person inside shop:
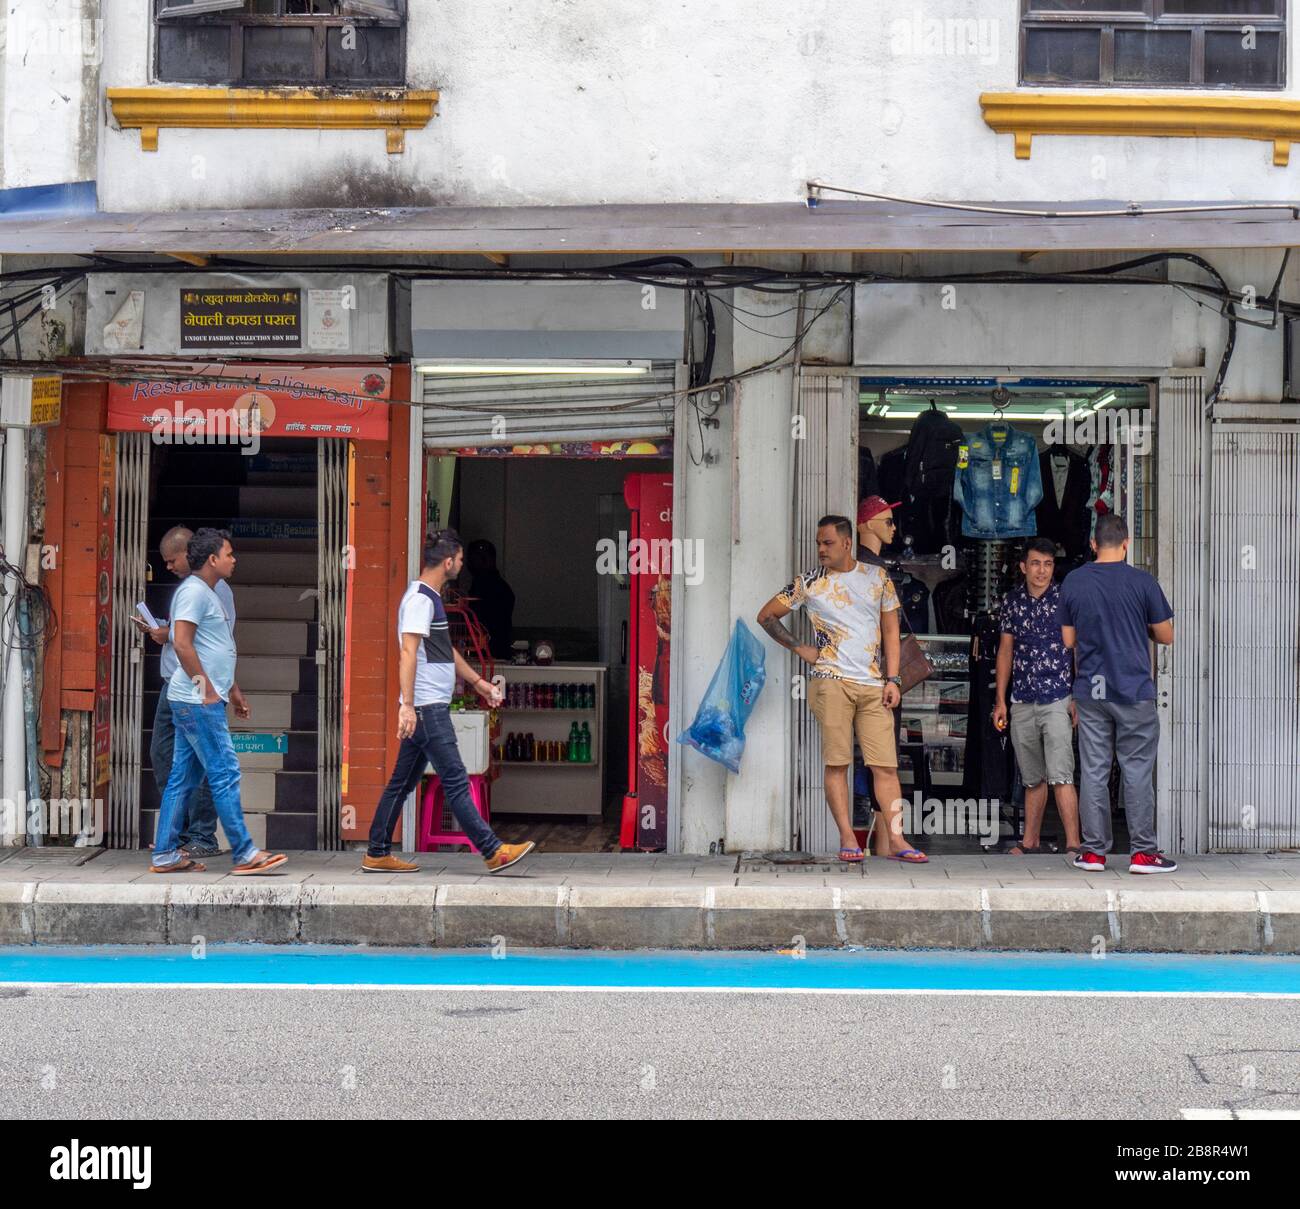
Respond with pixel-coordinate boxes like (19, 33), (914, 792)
(1059, 514), (1177, 875)
(465, 538), (516, 660)
(134, 525), (243, 860)
(363, 528), (535, 875)
(992, 538), (1083, 856)
(756, 515), (927, 864)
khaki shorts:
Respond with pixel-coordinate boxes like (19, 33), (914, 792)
(809, 676), (897, 769)
(1009, 698), (1076, 787)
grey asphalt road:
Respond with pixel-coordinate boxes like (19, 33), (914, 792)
(1, 985), (1298, 1119)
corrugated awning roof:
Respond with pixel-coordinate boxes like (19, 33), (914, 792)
(0, 199), (1296, 257)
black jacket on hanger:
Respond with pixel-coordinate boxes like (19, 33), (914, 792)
(1036, 446), (1091, 560)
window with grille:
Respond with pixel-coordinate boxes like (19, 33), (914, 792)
(1020, 1), (1286, 88)
(154, 0), (407, 88)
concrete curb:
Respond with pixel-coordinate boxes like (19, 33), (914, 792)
(1, 881), (1297, 953)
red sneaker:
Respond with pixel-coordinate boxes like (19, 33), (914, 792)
(1129, 851), (1178, 875)
(1072, 852), (1106, 871)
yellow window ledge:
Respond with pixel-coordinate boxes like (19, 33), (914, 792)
(107, 87), (439, 154)
(980, 92), (1300, 166)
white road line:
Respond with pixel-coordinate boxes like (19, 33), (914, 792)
(3, 981), (1300, 999)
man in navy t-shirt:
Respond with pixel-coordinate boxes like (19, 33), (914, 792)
(1058, 514), (1176, 874)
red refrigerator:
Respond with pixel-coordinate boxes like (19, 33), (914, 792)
(620, 472), (672, 851)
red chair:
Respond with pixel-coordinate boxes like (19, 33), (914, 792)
(417, 773), (492, 852)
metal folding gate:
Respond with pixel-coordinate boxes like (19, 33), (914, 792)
(1207, 424), (1300, 850)
(108, 433), (150, 849)
(316, 439), (349, 850)
(788, 373), (858, 853)
(1155, 373), (1206, 854)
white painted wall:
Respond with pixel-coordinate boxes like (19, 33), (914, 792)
(75, 0), (1300, 211)
(2, 0), (101, 189)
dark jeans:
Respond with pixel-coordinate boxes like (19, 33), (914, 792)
(151, 693), (218, 849)
(369, 704), (500, 858)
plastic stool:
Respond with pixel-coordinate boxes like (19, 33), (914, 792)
(417, 773), (491, 852)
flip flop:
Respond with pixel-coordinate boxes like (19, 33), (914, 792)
(1009, 843), (1053, 855)
(838, 847), (865, 863)
(150, 858), (206, 874)
(231, 852), (288, 876)
(887, 849), (929, 864)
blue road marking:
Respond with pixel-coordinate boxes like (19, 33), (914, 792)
(1, 946), (1299, 996)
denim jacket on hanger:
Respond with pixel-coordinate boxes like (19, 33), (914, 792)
(953, 423), (1043, 539)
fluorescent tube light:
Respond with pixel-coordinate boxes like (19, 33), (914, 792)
(417, 361), (650, 376)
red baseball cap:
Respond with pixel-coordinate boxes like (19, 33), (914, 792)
(857, 495), (901, 525)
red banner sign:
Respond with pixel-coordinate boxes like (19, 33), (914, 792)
(107, 364), (391, 441)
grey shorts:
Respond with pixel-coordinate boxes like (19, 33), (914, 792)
(1008, 698), (1075, 787)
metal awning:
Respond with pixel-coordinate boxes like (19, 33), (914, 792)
(0, 199), (1297, 258)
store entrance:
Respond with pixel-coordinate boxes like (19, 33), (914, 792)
(139, 439), (321, 853)
(856, 379), (1154, 855)
(429, 452), (673, 853)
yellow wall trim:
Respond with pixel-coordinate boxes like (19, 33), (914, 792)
(107, 87), (438, 154)
(981, 92), (1300, 166)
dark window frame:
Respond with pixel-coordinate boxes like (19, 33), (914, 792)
(1019, 0), (1287, 89)
(153, 0), (408, 89)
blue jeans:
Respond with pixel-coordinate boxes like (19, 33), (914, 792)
(369, 704), (500, 858)
(150, 693), (218, 849)
(153, 700), (257, 867)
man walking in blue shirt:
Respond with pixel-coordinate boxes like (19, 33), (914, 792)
(149, 528), (286, 875)
(1058, 514), (1177, 874)
(135, 525), (243, 859)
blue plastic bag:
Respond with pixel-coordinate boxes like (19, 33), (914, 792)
(676, 618), (767, 774)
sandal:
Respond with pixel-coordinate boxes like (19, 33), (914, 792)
(887, 848), (929, 864)
(150, 858), (207, 874)
(838, 847), (865, 863)
(231, 851), (288, 876)
(1008, 842), (1053, 855)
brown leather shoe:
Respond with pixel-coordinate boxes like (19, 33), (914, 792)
(361, 854), (420, 873)
(483, 841), (535, 874)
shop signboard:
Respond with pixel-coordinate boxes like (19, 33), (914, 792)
(106, 364), (391, 441)
(180, 287), (302, 349)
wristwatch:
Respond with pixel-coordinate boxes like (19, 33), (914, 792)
(886, 675), (903, 687)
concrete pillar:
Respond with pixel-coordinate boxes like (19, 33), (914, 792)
(721, 289), (800, 852)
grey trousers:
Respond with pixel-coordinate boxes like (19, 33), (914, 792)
(1075, 697), (1160, 856)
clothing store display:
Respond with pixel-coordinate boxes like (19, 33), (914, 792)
(894, 573), (931, 636)
(876, 445), (909, 555)
(953, 422), (1044, 540)
(901, 404), (965, 554)
(961, 611), (1015, 802)
(1036, 446), (1091, 559)
(966, 539), (1016, 617)
(932, 572), (969, 634)
(858, 444), (879, 500)
(1086, 444), (1114, 540)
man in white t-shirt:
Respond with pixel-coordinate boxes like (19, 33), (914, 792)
(757, 513), (926, 865)
(363, 528), (535, 874)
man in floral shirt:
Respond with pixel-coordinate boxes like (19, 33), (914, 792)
(992, 538), (1082, 855)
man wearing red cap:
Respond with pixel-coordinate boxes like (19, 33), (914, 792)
(756, 506), (927, 864)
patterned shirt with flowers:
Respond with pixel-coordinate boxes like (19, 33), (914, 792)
(999, 582), (1073, 704)
(777, 562), (900, 686)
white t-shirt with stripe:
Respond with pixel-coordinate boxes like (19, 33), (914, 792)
(397, 580), (456, 706)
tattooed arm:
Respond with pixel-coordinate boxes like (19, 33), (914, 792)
(757, 595), (819, 665)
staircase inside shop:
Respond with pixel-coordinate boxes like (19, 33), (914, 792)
(140, 440), (320, 853)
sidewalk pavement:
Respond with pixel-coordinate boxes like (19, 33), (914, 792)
(1, 848), (1298, 953)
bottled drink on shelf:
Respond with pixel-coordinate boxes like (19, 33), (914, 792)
(567, 721), (580, 762)
(580, 721), (591, 763)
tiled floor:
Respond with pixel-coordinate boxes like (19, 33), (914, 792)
(0, 847), (1296, 891)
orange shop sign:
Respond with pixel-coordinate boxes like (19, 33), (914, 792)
(107, 364), (391, 441)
